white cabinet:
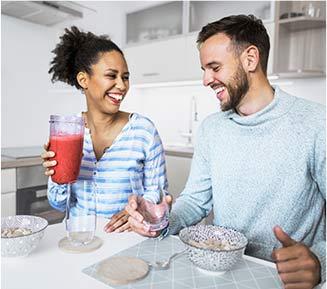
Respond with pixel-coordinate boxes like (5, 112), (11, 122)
(274, 1), (326, 77)
(165, 155), (192, 202)
(1, 168), (16, 217)
(265, 22), (275, 75)
(124, 37), (187, 84)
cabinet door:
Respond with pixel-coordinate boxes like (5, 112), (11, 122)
(185, 33), (203, 80)
(1, 192), (16, 217)
(1, 168), (16, 193)
(124, 37), (187, 84)
(165, 155), (192, 202)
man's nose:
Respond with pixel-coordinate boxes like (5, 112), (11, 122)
(203, 70), (214, 87)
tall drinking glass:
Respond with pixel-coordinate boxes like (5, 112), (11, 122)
(130, 169), (169, 232)
(49, 115), (84, 184)
(66, 180), (96, 246)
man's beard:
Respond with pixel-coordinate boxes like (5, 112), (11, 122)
(221, 63), (249, 112)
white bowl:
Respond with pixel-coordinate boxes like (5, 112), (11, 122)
(179, 224), (248, 273)
(1, 215), (48, 257)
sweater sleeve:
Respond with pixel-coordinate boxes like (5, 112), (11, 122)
(142, 125), (167, 204)
(311, 127), (326, 283)
(47, 177), (68, 212)
(169, 121), (213, 235)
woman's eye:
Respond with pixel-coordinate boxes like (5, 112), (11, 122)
(106, 74), (116, 79)
(123, 76), (130, 81)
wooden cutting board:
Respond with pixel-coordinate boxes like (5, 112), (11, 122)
(96, 256), (149, 285)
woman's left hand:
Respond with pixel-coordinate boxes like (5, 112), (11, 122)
(104, 209), (131, 233)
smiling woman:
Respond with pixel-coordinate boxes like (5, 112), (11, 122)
(41, 26), (168, 234)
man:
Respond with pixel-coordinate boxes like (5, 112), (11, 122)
(126, 15), (326, 289)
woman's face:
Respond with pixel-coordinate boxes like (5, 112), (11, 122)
(84, 50), (130, 114)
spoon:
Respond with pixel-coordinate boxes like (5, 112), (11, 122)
(153, 249), (187, 270)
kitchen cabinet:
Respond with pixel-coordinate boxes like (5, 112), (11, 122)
(124, 37), (188, 84)
(189, 1), (274, 32)
(165, 154), (192, 202)
(1, 168), (16, 217)
(273, 1), (326, 77)
(126, 1), (183, 45)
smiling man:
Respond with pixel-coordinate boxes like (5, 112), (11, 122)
(127, 15), (326, 289)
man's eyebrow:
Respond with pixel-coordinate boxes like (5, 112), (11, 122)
(201, 61), (221, 71)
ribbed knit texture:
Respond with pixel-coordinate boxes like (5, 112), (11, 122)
(169, 86), (326, 282)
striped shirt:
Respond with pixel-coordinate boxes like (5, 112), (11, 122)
(47, 113), (168, 218)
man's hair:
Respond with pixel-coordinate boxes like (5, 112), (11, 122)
(197, 15), (270, 75)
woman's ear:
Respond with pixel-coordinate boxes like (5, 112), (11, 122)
(240, 45), (260, 73)
(76, 72), (88, 89)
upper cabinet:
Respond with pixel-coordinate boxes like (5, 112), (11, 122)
(126, 1), (183, 45)
(124, 1), (325, 84)
(189, 1), (274, 33)
(274, 1), (326, 77)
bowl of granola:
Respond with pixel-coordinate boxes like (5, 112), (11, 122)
(1, 215), (48, 257)
(179, 224), (248, 274)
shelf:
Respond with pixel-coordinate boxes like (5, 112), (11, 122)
(279, 16), (326, 31)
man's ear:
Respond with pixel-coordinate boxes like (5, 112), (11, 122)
(76, 71), (88, 89)
(240, 45), (260, 73)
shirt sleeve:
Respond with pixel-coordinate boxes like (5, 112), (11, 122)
(168, 121), (213, 235)
(47, 177), (68, 212)
(142, 125), (167, 204)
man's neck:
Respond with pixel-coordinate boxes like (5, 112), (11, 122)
(236, 75), (274, 116)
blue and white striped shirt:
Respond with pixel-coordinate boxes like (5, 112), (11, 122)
(47, 113), (168, 218)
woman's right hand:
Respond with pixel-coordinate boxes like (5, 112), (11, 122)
(41, 142), (56, 176)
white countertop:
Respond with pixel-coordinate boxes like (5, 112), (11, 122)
(2, 218), (325, 289)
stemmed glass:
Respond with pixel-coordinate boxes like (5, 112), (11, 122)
(129, 168), (169, 232)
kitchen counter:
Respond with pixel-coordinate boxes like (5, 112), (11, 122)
(1, 146), (43, 169)
(164, 145), (194, 158)
(4, 218), (323, 289)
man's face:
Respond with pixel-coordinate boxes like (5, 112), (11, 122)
(199, 33), (249, 111)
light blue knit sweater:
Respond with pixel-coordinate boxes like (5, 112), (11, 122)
(169, 86), (326, 281)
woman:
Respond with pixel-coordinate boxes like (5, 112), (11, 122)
(41, 26), (167, 233)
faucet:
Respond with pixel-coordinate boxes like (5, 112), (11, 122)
(180, 96), (198, 146)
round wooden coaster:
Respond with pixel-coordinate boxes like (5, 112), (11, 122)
(97, 256), (149, 285)
(58, 236), (103, 253)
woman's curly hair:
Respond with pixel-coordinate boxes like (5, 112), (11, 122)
(48, 26), (124, 89)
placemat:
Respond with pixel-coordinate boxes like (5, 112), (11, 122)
(82, 236), (319, 289)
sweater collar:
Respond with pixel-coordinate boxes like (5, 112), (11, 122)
(223, 86), (297, 126)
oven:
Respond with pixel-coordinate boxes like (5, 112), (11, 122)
(16, 165), (65, 225)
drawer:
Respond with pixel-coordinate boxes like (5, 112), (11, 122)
(1, 168), (16, 193)
(1, 192), (16, 217)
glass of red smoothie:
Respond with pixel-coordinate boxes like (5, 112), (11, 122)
(49, 115), (84, 184)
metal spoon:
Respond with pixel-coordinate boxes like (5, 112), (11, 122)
(153, 249), (187, 270)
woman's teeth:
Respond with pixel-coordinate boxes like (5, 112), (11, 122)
(107, 93), (123, 101)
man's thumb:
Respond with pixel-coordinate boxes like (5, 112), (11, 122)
(273, 225), (297, 247)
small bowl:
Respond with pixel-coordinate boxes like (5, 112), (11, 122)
(179, 224), (248, 273)
(1, 215), (48, 257)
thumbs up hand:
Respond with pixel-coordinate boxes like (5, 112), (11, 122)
(272, 226), (321, 289)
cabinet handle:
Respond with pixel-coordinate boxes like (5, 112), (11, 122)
(142, 72), (159, 77)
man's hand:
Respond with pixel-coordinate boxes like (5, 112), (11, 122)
(104, 209), (131, 233)
(125, 194), (173, 237)
(272, 226), (321, 289)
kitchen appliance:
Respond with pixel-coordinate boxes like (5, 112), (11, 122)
(2, 146), (65, 225)
(16, 165), (65, 225)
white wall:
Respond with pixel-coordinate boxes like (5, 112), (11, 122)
(2, 2), (326, 148)
(121, 77), (326, 146)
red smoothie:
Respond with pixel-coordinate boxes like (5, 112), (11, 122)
(49, 134), (84, 184)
